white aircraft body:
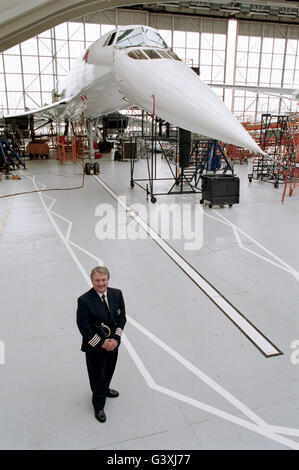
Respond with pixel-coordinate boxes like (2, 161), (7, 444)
(5, 25), (264, 155)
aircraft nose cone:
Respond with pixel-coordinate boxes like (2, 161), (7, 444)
(115, 51), (263, 155)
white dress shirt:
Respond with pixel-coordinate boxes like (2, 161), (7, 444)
(98, 291), (110, 310)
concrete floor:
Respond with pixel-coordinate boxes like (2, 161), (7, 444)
(0, 152), (299, 449)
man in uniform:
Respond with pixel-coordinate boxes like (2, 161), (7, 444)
(76, 266), (126, 423)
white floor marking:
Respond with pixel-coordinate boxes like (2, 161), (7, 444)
(94, 175), (281, 357)
(21, 172), (103, 275)
(269, 425), (299, 437)
(127, 317), (266, 427)
(23, 171), (299, 448)
(232, 227), (293, 274)
(40, 193), (100, 262)
(43, 194), (57, 212)
(209, 210), (299, 282)
(124, 336), (299, 449)
(127, 317), (299, 440)
(68, 240), (103, 263)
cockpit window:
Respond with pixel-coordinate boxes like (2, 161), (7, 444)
(143, 50), (163, 59)
(127, 48), (182, 61)
(103, 33), (114, 47)
(167, 50), (181, 61)
(157, 50), (171, 59)
(128, 50), (148, 59)
(115, 27), (169, 49)
(116, 28), (144, 48)
(107, 32), (116, 46)
(144, 29), (168, 49)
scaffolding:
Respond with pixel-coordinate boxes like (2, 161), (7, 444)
(0, 137), (25, 174)
(71, 120), (87, 157)
(292, 133), (299, 194)
(0, 124), (28, 160)
(248, 114), (297, 197)
(129, 113), (204, 202)
(222, 143), (251, 164)
(56, 136), (77, 163)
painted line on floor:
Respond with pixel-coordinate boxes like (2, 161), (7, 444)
(93, 175), (282, 358)
(30, 180), (103, 264)
(25, 171), (299, 448)
(0, 197), (14, 236)
(127, 317), (267, 427)
(21, 172), (103, 279)
(211, 210), (299, 282)
(124, 328), (299, 440)
(124, 336), (299, 449)
(204, 211), (295, 275)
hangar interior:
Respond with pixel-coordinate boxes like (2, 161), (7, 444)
(0, 0), (299, 451)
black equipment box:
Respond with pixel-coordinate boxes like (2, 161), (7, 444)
(200, 174), (240, 208)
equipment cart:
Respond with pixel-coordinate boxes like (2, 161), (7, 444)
(200, 174), (240, 208)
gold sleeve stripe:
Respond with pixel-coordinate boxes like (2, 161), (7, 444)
(88, 334), (101, 347)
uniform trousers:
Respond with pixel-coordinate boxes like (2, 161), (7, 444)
(85, 348), (118, 411)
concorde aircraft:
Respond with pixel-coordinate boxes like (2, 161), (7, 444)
(4, 25), (265, 164)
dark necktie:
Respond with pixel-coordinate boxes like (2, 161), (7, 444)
(101, 294), (110, 316)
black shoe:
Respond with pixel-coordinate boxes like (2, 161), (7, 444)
(107, 389), (119, 398)
(95, 409), (106, 423)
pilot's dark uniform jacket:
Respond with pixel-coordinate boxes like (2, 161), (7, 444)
(76, 286), (126, 411)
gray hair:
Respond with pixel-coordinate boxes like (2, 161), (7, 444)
(90, 266), (110, 280)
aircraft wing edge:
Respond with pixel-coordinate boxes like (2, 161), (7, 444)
(3, 99), (68, 120)
(207, 83), (296, 100)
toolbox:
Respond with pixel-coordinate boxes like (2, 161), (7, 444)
(200, 174), (240, 208)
